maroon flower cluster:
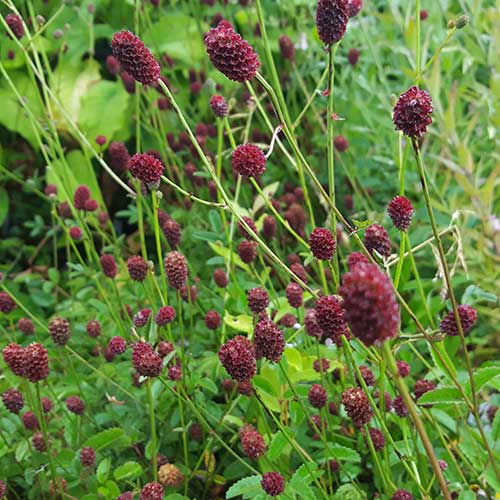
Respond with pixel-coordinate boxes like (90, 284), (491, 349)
(80, 447), (96, 467)
(139, 482), (164, 500)
(213, 268), (228, 288)
(209, 95), (228, 117)
(309, 227), (336, 260)
(129, 153), (164, 188)
(109, 336), (127, 355)
(108, 141), (130, 172)
(100, 254), (118, 278)
(440, 304), (477, 336)
(164, 251), (188, 289)
(218, 336), (256, 381)
(155, 305), (176, 326)
(247, 287), (269, 313)
(5, 13), (24, 39)
(347, 0), (363, 17)
(48, 317), (71, 346)
(86, 320), (101, 338)
(314, 295), (348, 343)
(205, 310), (221, 330)
(393, 86), (433, 138)
(2, 388), (24, 414)
(392, 490), (413, 500)
(316, 0), (349, 45)
(254, 319), (285, 363)
(261, 472), (285, 497)
(0, 292), (16, 314)
(340, 263), (399, 346)
(204, 21), (260, 82)
(111, 31), (160, 86)
(308, 384), (327, 408)
(66, 395), (85, 415)
(74, 185), (90, 210)
(279, 35), (295, 61)
(286, 282), (303, 308)
(127, 255), (148, 282)
(232, 144), (266, 177)
(387, 195), (414, 231)
(239, 424), (266, 459)
(342, 387), (373, 426)
(132, 342), (163, 377)
(364, 224), (391, 258)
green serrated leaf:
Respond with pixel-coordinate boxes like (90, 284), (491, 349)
(464, 366), (500, 398)
(224, 313), (253, 334)
(97, 457), (111, 484)
(417, 387), (463, 405)
(225, 475), (262, 499)
(83, 427), (130, 452)
(113, 461), (143, 482)
(326, 444), (361, 462)
(268, 431), (289, 460)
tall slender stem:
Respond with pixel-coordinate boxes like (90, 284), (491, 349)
(147, 379), (158, 481)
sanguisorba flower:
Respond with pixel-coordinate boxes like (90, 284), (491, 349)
(440, 304), (477, 336)
(387, 195), (414, 231)
(316, 0), (349, 46)
(339, 263), (399, 346)
(232, 144), (266, 177)
(218, 336), (256, 381)
(111, 31), (160, 86)
(204, 21), (260, 82)
(129, 153), (164, 189)
(393, 86), (433, 138)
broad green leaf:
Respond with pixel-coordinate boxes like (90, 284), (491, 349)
(209, 242), (250, 271)
(113, 461), (143, 482)
(83, 427), (130, 451)
(268, 431), (289, 460)
(417, 387), (463, 405)
(326, 444), (361, 462)
(430, 341), (457, 379)
(464, 366), (500, 398)
(225, 475), (262, 499)
(224, 313), (253, 334)
(492, 405), (500, 442)
(97, 457), (111, 484)
(332, 484), (363, 500)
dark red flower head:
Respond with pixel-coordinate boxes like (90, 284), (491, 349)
(133, 308), (152, 328)
(239, 424), (266, 459)
(286, 282), (303, 308)
(5, 13), (24, 39)
(218, 336), (256, 381)
(74, 184), (90, 210)
(2, 388), (24, 414)
(253, 319), (285, 363)
(139, 482), (164, 500)
(100, 254), (118, 278)
(304, 309), (322, 338)
(316, 0), (349, 45)
(238, 240), (257, 264)
(132, 342), (163, 377)
(127, 255), (148, 282)
(205, 310), (221, 330)
(86, 320), (101, 338)
(334, 135), (349, 152)
(66, 395), (85, 415)
(2, 343), (25, 376)
(111, 31), (160, 86)
(393, 395), (408, 417)
(204, 21), (260, 82)
(366, 427), (385, 451)
(364, 224), (391, 258)
(247, 287), (269, 314)
(0, 292), (16, 314)
(393, 86), (433, 138)
(129, 153), (164, 189)
(413, 379), (436, 401)
(209, 95), (228, 117)
(279, 35), (295, 60)
(440, 304), (477, 336)
(342, 387), (372, 426)
(308, 384), (327, 408)
(388, 196), (414, 231)
(309, 227), (336, 260)
(346, 251), (369, 270)
(232, 144), (266, 177)
(108, 141), (130, 172)
(213, 268), (228, 288)
(347, 0), (363, 17)
(261, 472), (285, 497)
(48, 317), (71, 346)
(162, 218), (181, 247)
(263, 215), (277, 241)
(314, 295), (348, 342)
(80, 447), (96, 467)
(155, 305), (176, 326)
(340, 263), (399, 346)
(109, 336), (127, 355)
(164, 251), (188, 289)
(392, 489), (413, 500)
(238, 216), (258, 240)
(348, 48), (360, 66)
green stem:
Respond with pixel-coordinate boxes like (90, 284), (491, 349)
(147, 379), (158, 481)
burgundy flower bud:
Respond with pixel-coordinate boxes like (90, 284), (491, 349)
(95, 135), (106, 146)
(365, 427), (385, 451)
(32, 431), (47, 452)
(393, 86), (433, 138)
(58, 201), (72, 219)
(286, 282), (303, 308)
(239, 424), (266, 459)
(316, 0), (349, 45)
(180, 284), (197, 303)
(157, 341), (174, 358)
(139, 482), (164, 500)
(164, 251), (188, 289)
(309, 227), (336, 260)
(347, 0), (362, 17)
(100, 254), (118, 278)
(304, 309), (322, 338)
(109, 336), (127, 355)
(108, 141), (130, 172)
(132, 342), (163, 377)
(254, 319), (285, 363)
(84, 199), (98, 212)
(374, 390), (393, 411)
(440, 305), (477, 336)
(396, 360), (410, 377)
(17, 318), (34, 335)
(291, 263), (308, 283)
(162, 218), (181, 247)
(205, 310), (221, 330)
(247, 287), (269, 314)
(348, 47), (360, 65)
(127, 255), (148, 282)
(364, 224), (391, 258)
(210, 95), (228, 117)
(308, 384), (327, 408)
(262, 215), (277, 241)
(41, 397), (52, 413)
(66, 395), (85, 415)
(342, 387), (372, 427)
(5, 13), (24, 39)
(238, 216), (258, 240)
(204, 21), (260, 82)
(133, 308), (152, 328)
(155, 305), (176, 326)
(313, 358), (330, 373)
(392, 490), (413, 500)
(120, 71), (136, 93)
(80, 447), (96, 467)
(106, 55), (120, 75)
(48, 317), (71, 346)
(392, 395), (408, 417)
(279, 35), (295, 60)
(340, 263), (399, 346)
(261, 472), (285, 497)
(346, 251), (369, 270)
(22, 411), (39, 430)
(213, 268), (228, 288)
(237, 240), (257, 264)
(232, 144), (266, 178)
(314, 295), (348, 342)
(3, 343), (26, 376)
(334, 135), (349, 152)
(2, 388), (24, 414)
(129, 153), (164, 189)
(218, 336), (256, 381)
(86, 319), (101, 338)
(168, 364), (182, 381)
(111, 31), (160, 86)
(388, 196), (414, 231)
(413, 379), (436, 401)
(74, 184), (90, 210)
(69, 226), (83, 241)
(44, 184), (57, 196)
(357, 365), (375, 386)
